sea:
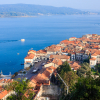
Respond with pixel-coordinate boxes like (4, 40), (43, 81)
(0, 15), (100, 75)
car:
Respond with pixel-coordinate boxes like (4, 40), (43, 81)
(34, 60), (38, 63)
(18, 73), (22, 76)
(32, 69), (38, 73)
(38, 59), (41, 62)
(42, 63), (45, 66)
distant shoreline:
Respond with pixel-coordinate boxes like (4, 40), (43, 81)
(0, 14), (100, 18)
(0, 16), (37, 18)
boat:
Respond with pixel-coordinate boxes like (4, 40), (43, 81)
(17, 53), (19, 55)
(21, 39), (25, 42)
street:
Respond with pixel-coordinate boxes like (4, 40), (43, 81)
(14, 60), (47, 80)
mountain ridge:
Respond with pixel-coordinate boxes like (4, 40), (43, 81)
(0, 4), (99, 17)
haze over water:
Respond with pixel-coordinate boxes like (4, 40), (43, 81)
(0, 15), (100, 75)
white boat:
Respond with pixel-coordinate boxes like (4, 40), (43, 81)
(21, 39), (25, 42)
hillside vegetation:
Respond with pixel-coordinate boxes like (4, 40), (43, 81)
(0, 4), (91, 17)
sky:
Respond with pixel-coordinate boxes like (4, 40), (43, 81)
(0, 0), (100, 11)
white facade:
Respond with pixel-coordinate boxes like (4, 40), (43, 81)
(90, 60), (96, 68)
(71, 54), (75, 61)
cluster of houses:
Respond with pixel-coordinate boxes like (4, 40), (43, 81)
(1, 34), (100, 99)
(0, 79), (16, 100)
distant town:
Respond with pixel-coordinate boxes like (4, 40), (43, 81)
(0, 34), (100, 100)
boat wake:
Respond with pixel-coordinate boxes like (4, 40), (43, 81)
(0, 40), (19, 43)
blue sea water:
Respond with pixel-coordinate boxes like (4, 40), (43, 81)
(0, 15), (100, 75)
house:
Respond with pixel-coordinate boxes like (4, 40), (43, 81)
(50, 54), (70, 62)
(89, 52), (98, 68)
(44, 58), (62, 68)
(71, 52), (75, 61)
(60, 40), (74, 44)
(90, 57), (96, 68)
(68, 61), (81, 71)
(0, 79), (13, 87)
(0, 86), (16, 100)
(28, 50), (36, 55)
(82, 34), (92, 38)
(47, 48), (60, 55)
(69, 37), (77, 41)
(24, 53), (36, 68)
(36, 50), (47, 60)
(29, 66), (56, 88)
(76, 51), (89, 61)
(34, 85), (61, 100)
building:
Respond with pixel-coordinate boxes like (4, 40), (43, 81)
(50, 54), (70, 62)
(69, 37), (77, 41)
(34, 85), (61, 100)
(0, 79), (13, 87)
(44, 58), (62, 68)
(68, 61), (81, 71)
(24, 53), (36, 68)
(0, 86), (16, 100)
(36, 50), (47, 60)
(71, 53), (75, 61)
(29, 66), (56, 88)
(28, 50), (36, 55)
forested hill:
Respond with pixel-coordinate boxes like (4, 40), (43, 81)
(0, 4), (97, 17)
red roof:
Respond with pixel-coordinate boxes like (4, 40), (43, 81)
(24, 53), (35, 59)
(52, 58), (62, 65)
(60, 40), (74, 44)
(90, 57), (96, 60)
(0, 90), (10, 99)
(30, 66), (56, 85)
(50, 54), (70, 60)
(91, 53), (98, 56)
(71, 37), (76, 38)
(37, 50), (47, 54)
(28, 50), (36, 53)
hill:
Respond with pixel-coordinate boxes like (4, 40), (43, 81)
(0, 4), (96, 17)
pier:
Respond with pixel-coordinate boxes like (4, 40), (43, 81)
(0, 71), (12, 79)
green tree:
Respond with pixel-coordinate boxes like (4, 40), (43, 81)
(57, 61), (71, 77)
(63, 71), (79, 87)
(95, 70), (99, 75)
(77, 62), (91, 77)
(94, 64), (100, 73)
(66, 76), (100, 100)
(6, 94), (17, 100)
(6, 78), (35, 100)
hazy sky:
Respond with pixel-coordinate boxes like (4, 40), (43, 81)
(0, 0), (100, 11)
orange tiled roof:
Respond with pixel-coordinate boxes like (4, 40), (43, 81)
(52, 58), (62, 65)
(60, 40), (73, 44)
(90, 57), (96, 60)
(28, 50), (36, 53)
(30, 66), (56, 85)
(70, 37), (76, 38)
(69, 61), (81, 71)
(24, 53), (35, 59)
(91, 53), (98, 56)
(0, 79), (13, 84)
(37, 50), (47, 54)
(0, 90), (10, 99)
(50, 54), (70, 60)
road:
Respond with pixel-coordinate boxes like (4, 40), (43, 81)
(14, 60), (47, 80)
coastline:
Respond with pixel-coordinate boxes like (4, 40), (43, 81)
(0, 14), (100, 18)
(0, 15), (37, 18)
